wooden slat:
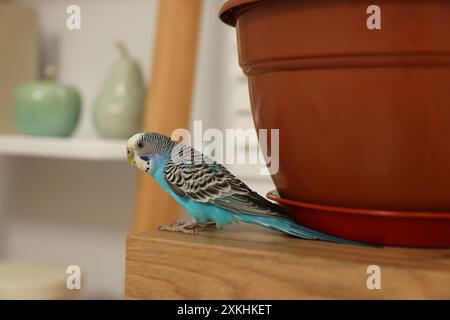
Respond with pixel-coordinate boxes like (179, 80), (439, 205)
(133, 0), (202, 232)
(0, 3), (38, 133)
(125, 225), (450, 299)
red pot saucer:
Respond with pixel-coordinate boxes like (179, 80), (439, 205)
(267, 190), (450, 248)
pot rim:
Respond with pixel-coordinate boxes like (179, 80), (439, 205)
(267, 190), (450, 220)
(219, 0), (263, 26)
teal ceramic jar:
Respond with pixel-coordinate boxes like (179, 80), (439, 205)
(14, 68), (81, 137)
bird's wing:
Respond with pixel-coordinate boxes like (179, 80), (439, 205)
(163, 145), (289, 218)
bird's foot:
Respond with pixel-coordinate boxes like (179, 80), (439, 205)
(158, 221), (219, 234)
(201, 222), (218, 231)
(158, 222), (199, 234)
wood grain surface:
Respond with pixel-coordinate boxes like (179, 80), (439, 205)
(125, 224), (450, 299)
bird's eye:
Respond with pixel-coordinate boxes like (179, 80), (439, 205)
(137, 142), (144, 148)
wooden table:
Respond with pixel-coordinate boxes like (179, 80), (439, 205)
(125, 225), (450, 299)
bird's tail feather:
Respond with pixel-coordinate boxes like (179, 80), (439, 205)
(235, 213), (367, 246)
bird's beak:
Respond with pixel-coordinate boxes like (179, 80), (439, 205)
(127, 149), (134, 166)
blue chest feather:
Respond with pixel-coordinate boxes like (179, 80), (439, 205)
(149, 157), (237, 225)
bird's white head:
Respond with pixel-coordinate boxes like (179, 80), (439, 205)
(126, 132), (150, 172)
(126, 132), (176, 174)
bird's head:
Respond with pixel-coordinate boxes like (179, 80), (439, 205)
(126, 132), (176, 174)
(126, 133), (145, 168)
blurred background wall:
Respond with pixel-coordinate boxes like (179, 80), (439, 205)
(0, 0), (273, 298)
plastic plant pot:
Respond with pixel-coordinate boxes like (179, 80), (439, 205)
(220, 0), (450, 212)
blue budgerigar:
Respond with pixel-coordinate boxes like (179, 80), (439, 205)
(126, 132), (361, 245)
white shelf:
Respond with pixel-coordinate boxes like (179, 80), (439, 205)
(0, 135), (127, 161)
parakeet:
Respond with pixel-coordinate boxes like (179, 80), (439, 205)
(126, 131), (362, 245)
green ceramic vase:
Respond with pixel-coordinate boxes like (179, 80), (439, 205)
(93, 42), (145, 139)
(14, 67), (81, 137)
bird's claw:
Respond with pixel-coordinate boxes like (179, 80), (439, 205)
(158, 221), (219, 234)
(158, 222), (199, 234)
(203, 222), (219, 230)
(167, 221), (185, 228)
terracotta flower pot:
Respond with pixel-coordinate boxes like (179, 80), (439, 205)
(220, 0), (450, 212)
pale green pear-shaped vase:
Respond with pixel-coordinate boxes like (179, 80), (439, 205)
(93, 42), (145, 139)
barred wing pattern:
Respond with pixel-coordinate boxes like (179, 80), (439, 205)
(163, 145), (289, 218)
